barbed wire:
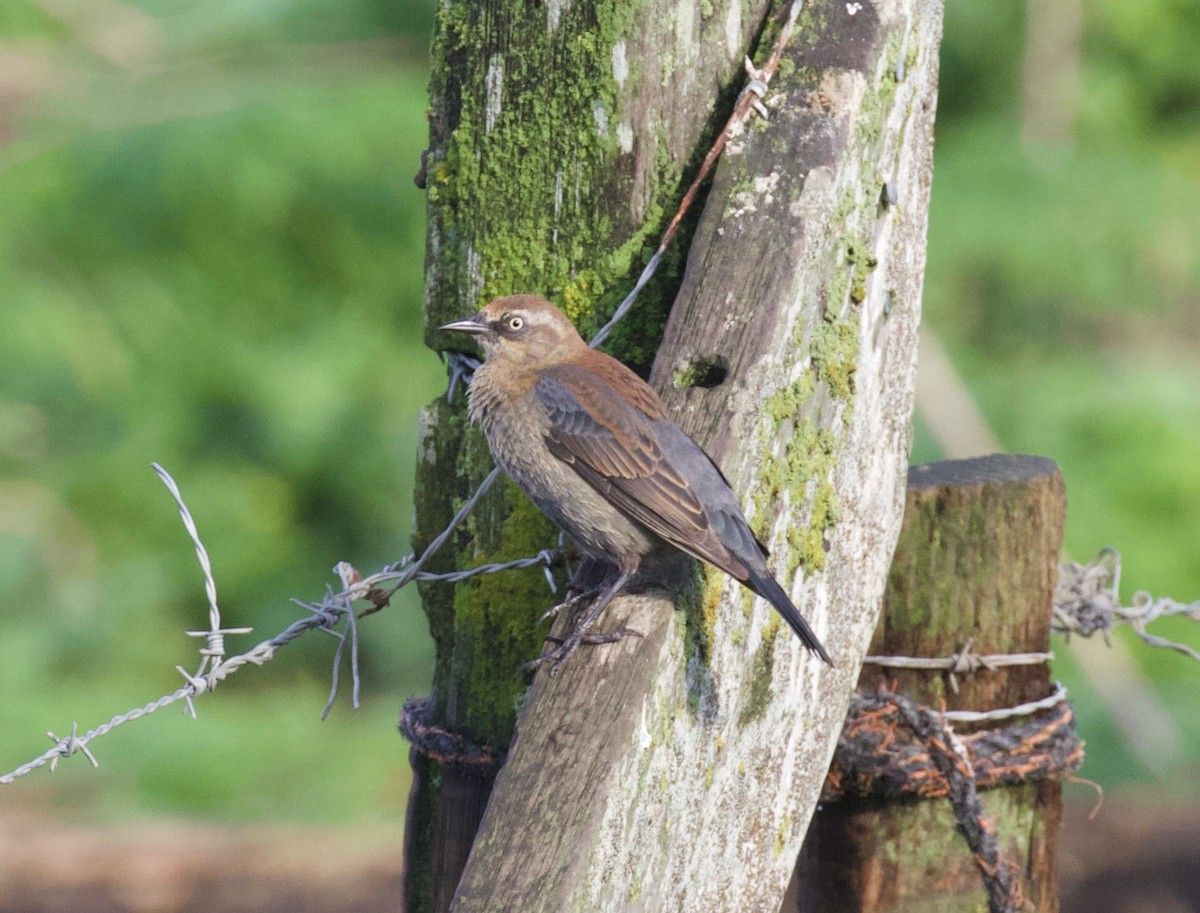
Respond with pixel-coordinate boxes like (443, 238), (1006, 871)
(2, 3), (798, 784)
(1054, 547), (1200, 661)
(152, 462), (254, 689)
(864, 638), (1055, 694)
(859, 550), (1198, 699)
(10, 506), (1183, 786)
(851, 550), (1198, 732)
(7, 0), (1194, 797)
(1, 0), (807, 788)
(415, 0), (806, 616)
(939, 681), (1069, 724)
(0, 466), (566, 786)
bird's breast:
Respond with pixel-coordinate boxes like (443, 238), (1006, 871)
(467, 364), (654, 563)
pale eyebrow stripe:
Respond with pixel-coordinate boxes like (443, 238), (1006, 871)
(523, 309), (554, 326)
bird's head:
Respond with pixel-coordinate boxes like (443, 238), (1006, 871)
(441, 295), (587, 367)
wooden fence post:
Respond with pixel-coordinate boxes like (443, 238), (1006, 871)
(445, 2), (942, 910)
(793, 453), (1069, 912)
(406, 1), (788, 908)
(407, 0), (943, 909)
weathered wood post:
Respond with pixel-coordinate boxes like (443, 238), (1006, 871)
(406, 2), (790, 908)
(793, 454), (1070, 912)
(406, 0), (943, 910)
(441, 2), (942, 911)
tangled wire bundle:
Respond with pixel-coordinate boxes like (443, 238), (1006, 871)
(824, 691), (1084, 803)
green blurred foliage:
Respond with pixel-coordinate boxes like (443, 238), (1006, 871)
(0, 0), (441, 820)
(926, 1), (1200, 788)
(0, 0), (1196, 821)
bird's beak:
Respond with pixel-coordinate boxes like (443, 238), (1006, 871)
(440, 312), (490, 335)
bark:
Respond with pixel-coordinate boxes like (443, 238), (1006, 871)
(443, 1), (944, 910)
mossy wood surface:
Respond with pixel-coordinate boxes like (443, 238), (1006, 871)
(449, 1), (943, 910)
(795, 454), (1067, 913)
(409, 1), (779, 910)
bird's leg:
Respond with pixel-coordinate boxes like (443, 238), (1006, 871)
(523, 570), (640, 673)
(538, 587), (593, 622)
(566, 554), (616, 599)
(539, 555), (618, 621)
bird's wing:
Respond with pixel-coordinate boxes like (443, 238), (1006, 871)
(536, 362), (832, 663)
(534, 363), (752, 579)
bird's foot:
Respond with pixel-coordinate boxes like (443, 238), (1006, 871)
(521, 627), (642, 675)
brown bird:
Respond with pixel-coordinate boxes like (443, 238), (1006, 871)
(441, 294), (831, 668)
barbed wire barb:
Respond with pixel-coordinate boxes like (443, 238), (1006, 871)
(1054, 549), (1200, 660)
(46, 724), (98, 773)
(864, 640), (1056, 694)
(588, 0), (801, 350)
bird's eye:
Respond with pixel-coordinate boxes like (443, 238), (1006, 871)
(507, 315), (524, 331)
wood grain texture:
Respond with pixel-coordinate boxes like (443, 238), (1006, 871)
(410, 3), (777, 908)
(795, 454), (1067, 913)
(451, 1), (943, 910)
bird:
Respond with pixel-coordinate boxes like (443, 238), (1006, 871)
(440, 294), (832, 669)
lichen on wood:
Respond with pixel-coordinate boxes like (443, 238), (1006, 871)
(449, 0), (943, 910)
(796, 454), (1067, 913)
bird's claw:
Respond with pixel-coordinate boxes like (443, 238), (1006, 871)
(521, 627), (642, 675)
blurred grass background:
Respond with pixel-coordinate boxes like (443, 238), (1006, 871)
(0, 0), (1196, 829)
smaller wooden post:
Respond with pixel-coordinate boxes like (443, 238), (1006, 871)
(792, 454), (1068, 913)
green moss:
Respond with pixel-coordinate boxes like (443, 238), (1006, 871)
(846, 245), (878, 305)
(696, 568), (723, 653)
(853, 787), (1043, 902)
(673, 354), (729, 389)
(737, 618), (780, 727)
(851, 26), (904, 148)
(736, 0), (905, 592)
(450, 481), (559, 749)
(420, 0), (724, 756)
(753, 395), (841, 578)
(401, 754), (439, 913)
(426, 0), (685, 361)
(752, 6), (787, 63)
(655, 693), (678, 744)
(628, 873), (644, 904)
(773, 812), (793, 857)
(765, 370), (816, 423)
(797, 3), (829, 39)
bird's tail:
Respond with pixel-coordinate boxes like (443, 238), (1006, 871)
(746, 570), (832, 666)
